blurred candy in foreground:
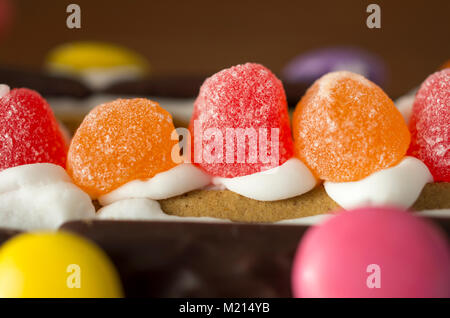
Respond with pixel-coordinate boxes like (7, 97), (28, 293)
(292, 206), (450, 298)
(0, 232), (123, 297)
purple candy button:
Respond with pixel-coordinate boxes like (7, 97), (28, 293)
(282, 47), (387, 87)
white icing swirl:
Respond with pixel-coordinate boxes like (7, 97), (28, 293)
(395, 93), (416, 124)
(0, 84), (10, 98)
(97, 198), (229, 222)
(48, 66), (145, 90)
(276, 214), (332, 225)
(98, 163), (211, 206)
(213, 158), (317, 201)
(0, 163), (95, 230)
(324, 156), (433, 210)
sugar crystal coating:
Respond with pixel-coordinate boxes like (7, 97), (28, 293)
(189, 63), (294, 178)
(293, 71), (410, 182)
(0, 88), (67, 171)
(67, 98), (179, 198)
(408, 69), (450, 182)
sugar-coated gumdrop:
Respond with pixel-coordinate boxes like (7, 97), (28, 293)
(292, 206), (450, 298)
(67, 98), (179, 198)
(293, 71), (410, 182)
(189, 63), (294, 178)
(408, 69), (450, 182)
(0, 87), (67, 171)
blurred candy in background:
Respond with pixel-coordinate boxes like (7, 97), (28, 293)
(441, 60), (450, 70)
(0, 0), (13, 41)
(45, 41), (150, 90)
(282, 47), (387, 88)
(0, 0), (448, 99)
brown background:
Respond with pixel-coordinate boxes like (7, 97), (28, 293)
(0, 0), (449, 97)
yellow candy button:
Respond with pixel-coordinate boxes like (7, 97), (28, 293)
(0, 232), (123, 298)
(46, 41), (149, 73)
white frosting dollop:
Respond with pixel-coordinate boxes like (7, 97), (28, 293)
(276, 208), (450, 227)
(0, 163), (95, 230)
(97, 201), (450, 225)
(276, 214), (332, 225)
(98, 163), (211, 206)
(79, 67), (144, 90)
(0, 84), (10, 98)
(324, 156), (433, 210)
(416, 209), (450, 218)
(276, 209), (450, 226)
(395, 93), (416, 124)
(213, 158), (317, 201)
(49, 66), (145, 90)
(97, 198), (229, 222)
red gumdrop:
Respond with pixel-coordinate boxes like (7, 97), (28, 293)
(0, 88), (67, 171)
(189, 63), (294, 178)
(408, 69), (450, 182)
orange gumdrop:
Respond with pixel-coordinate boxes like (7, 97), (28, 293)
(293, 71), (410, 182)
(67, 98), (179, 198)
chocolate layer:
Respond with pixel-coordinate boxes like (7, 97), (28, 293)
(0, 228), (21, 245)
(283, 82), (310, 107)
(102, 75), (206, 99)
(1, 68), (308, 108)
(105, 76), (308, 107)
(0, 67), (91, 99)
(60, 220), (308, 297)
(0, 217), (448, 297)
(60, 218), (450, 297)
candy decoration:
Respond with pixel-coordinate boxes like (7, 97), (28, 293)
(408, 69), (450, 182)
(282, 47), (387, 87)
(293, 71), (410, 182)
(46, 42), (150, 90)
(440, 60), (450, 70)
(0, 87), (67, 171)
(0, 232), (123, 297)
(67, 98), (179, 198)
(189, 63), (294, 178)
(292, 206), (450, 298)
(46, 41), (149, 74)
(0, 0), (12, 41)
